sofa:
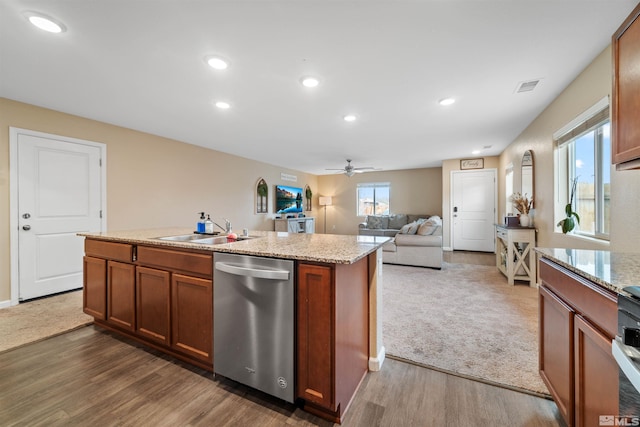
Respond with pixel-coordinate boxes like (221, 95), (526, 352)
(359, 214), (443, 269)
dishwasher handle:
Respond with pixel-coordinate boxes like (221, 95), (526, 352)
(215, 261), (290, 281)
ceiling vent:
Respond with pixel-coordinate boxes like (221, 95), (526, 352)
(515, 79), (541, 93)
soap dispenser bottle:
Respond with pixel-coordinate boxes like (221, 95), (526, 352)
(197, 212), (206, 233)
(205, 214), (214, 234)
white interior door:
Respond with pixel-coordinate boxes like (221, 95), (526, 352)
(452, 169), (496, 252)
(12, 129), (105, 301)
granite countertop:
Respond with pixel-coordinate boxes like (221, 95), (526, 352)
(79, 228), (390, 265)
(536, 247), (640, 295)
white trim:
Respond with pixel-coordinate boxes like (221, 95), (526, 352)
(369, 345), (386, 371)
(552, 96), (609, 140)
(0, 300), (11, 309)
(9, 127), (107, 305)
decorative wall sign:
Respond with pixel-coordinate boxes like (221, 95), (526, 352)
(460, 158), (484, 170)
(281, 173), (297, 182)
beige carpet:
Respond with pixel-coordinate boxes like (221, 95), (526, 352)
(383, 262), (549, 396)
(0, 290), (93, 353)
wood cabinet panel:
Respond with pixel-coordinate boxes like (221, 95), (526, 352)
(539, 259), (617, 339)
(171, 274), (213, 363)
(107, 261), (136, 331)
(539, 285), (575, 427)
(574, 315), (619, 427)
(85, 239), (133, 262)
(136, 266), (171, 346)
(137, 246), (212, 278)
(83, 256), (106, 320)
(613, 2), (640, 169)
(297, 263), (335, 410)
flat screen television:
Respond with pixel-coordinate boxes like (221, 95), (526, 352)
(275, 185), (304, 214)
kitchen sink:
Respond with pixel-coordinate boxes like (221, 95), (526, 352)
(155, 234), (212, 242)
(191, 236), (229, 245)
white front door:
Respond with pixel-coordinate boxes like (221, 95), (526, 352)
(11, 128), (106, 301)
(451, 169), (496, 252)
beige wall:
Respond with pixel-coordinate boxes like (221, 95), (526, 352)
(441, 157), (500, 249)
(317, 168), (443, 235)
(499, 45), (640, 252)
(0, 98), (318, 302)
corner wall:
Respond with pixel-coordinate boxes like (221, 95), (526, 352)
(0, 98), (318, 302)
(499, 45), (640, 252)
(317, 167), (443, 235)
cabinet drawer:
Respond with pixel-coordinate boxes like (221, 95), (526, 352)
(496, 228), (507, 240)
(137, 245), (212, 278)
(85, 239), (133, 262)
(539, 258), (616, 339)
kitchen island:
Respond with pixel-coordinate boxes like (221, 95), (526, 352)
(535, 248), (640, 427)
(79, 228), (389, 423)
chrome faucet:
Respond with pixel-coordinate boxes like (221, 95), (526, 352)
(212, 218), (232, 234)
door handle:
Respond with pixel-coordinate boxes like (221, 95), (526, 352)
(23, 225), (31, 231)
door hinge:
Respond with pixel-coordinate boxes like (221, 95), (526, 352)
(99, 210), (102, 218)
(99, 158), (102, 167)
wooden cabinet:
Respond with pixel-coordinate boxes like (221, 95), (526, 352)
(613, 3), (640, 170)
(539, 285), (574, 425)
(574, 315), (619, 427)
(539, 258), (618, 427)
(275, 217), (315, 233)
(83, 238), (213, 370)
(495, 225), (536, 286)
(136, 266), (171, 345)
(296, 259), (368, 423)
(83, 256), (107, 320)
(107, 261), (136, 331)
(171, 274), (213, 364)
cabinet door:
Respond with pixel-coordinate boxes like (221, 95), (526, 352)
(297, 263), (335, 410)
(306, 219), (315, 233)
(288, 221), (299, 233)
(136, 266), (171, 346)
(83, 256), (106, 320)
(574, 315), (619, 427)
(539, 285), (574, 427)
(613, 3), (640, 168)
(107, 261), (136, 331)
(171, 274), (212, 363)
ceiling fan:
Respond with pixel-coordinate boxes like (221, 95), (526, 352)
(326, 159), (377, 177)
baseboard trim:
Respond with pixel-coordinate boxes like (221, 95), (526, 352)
(369, 345), (386, 371)
(0, 300), (12, 309)
(443, 246), (453, 252)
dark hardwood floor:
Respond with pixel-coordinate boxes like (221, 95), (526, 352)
(0, 325), (563, 427)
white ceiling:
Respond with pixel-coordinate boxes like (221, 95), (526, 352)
(1, 1), (637, 175)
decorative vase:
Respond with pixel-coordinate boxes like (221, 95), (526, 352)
(519, 214), (530, 227)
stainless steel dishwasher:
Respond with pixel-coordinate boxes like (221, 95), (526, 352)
(213, 253), (295, 403)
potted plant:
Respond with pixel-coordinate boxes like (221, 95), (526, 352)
(510, 192), (533, 226)
(557, 177), (580, 233)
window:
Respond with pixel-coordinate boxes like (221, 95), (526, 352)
(357, 183), (390, 216)
(554, 98), (610, 240)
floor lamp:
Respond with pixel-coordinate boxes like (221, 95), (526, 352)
(319, 196), (332, 234)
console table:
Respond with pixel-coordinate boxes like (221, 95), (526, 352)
(495, 224), (536, 286)
(274, 217), (315, 234)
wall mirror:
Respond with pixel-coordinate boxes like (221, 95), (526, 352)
(521, 150), (534, 200)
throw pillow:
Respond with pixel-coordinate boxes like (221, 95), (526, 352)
(388, 214), (408, 229)
(367, 215), (389, 229)
(400, 221), (419, 234)
(427, 215), (443, 226)
(417, 221), (437, 236)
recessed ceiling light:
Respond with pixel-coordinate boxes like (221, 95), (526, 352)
(343, 115), (357, 122)
(439, 98), (455, 106)
(24, 12), (66, 33)
(301, 77), (320, 88)
(472, 150), (481, 155)
(205, 56), (229, 70)
(215, 101), (230, 109)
